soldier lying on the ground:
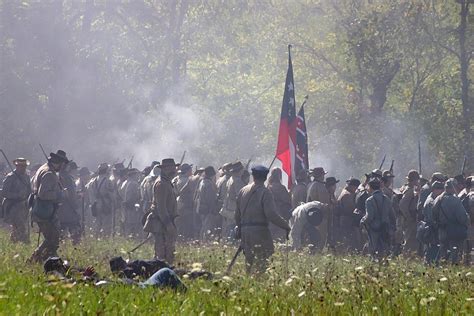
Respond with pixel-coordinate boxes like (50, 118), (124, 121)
(43, 256), (187, 291)
(109, 256), (213, 280)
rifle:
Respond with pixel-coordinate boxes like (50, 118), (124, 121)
(179, 150), (187, 165)
(378, 154), (386, 170)
(225, 245), (243, 275)
(39, 143), (48, 161)
(127, 233), (153, 258)
(461, 155), (467, 175)
(245, 157), (252, 170)
(418, 140), (422, 175)
(81, 194), (85, 237)
(389, 160), (394, 174)
(126, 156), (134, 169)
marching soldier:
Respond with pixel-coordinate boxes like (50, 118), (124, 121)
(267, 167), (292, 241)
(399, 170), (421, 255)
(432, 179), (470, 265)
(173, 163), (196, 240)
(0, 158), (31, 243)
(221, 162), (245, 241)
(307, 167), (330, 249)
(421, 181), (444, 264)
(361, 179), (394, 259)
(76, 167), (92, 235)
(196, 166), (220, 241)
(141, 164), (160, 214)
(291, 169), (308, 209)
(235, 165), (290, 275)
(143, 158), (179, 263)
(121, 168), (142, 237)
(57, 161), (81, 245)
(29, 150), (69, 263)
(335, 178), (360, 253)
(89, 163), (115, 236)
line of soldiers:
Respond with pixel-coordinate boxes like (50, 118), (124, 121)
(1, 150), (472, 270)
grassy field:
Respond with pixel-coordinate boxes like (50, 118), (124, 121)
(0, 229), (472, 315)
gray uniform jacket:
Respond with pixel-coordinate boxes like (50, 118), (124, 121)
(1, 171), (31, 223)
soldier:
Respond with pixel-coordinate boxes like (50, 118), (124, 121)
(76, 167), (92, 235)
(191, 167), (206, 237)
(432, 179), (470, 265)
(196, 166), (220, 241)
(216, 163), (231, 212)
(307, 167), (330, 249)
(173, 163), (196, 240)
(418, 173), (447, 214)
(306, 167), (329, 204)
(143, 158), (179, 263)
(110, 162), (126, 235)
(381, 170), (402, 255)
(291, 169), (308, 210)
(221, 162), (245, 241)
(267, 167), (292, 241)
(421, 181), (444, 264)
(324, 177), (339, 250)
(334, 178), (361, 253)
(89, 163), (115, 236)
(57, 161), (81, 245)
(361, 179), (394, 259)
(121, 168), (142, 237)
(289, 201), (326, 251)
(141, 164), (160, 214)
(0, 158), (32, 243)
(235, 165), (290, 275)
(453, 174), (466, 195)
(29, 150), (69, 263)
(399, 170), (421, 255)
(465, 176), (473, 265)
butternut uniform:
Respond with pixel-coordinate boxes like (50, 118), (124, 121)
(236, 183), (290, 274)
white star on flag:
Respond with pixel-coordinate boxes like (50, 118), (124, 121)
(287, 82), (294, 91)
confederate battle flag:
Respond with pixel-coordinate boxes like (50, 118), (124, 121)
(295, 100), (309, 175)
(275, 45), (297, 188)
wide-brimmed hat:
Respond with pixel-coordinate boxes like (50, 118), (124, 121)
(309, 167), (327, 177)
(67, 161), (78, 170)
(230, 161), (244, 173)
(346, 177), (361, 187)
(79, 167), (91, 176)
(157, 158), (180, 169)
(325, 177), (339, 186)
(178, 163), (193, 174)
(406, 170), (420, 181)
(113, 162), (125, 170)
(431, 181), (444, 190)
(97, 163), (109, 172)
(204, 166), (216, 177)
(150, 165), (161, 177)
(220, 162), (233, 172)
(49, 150), (69, 163)
(13, 157), (30, 166)
(382, 170), (395, 178)
(431, 172), (447, 183)
(127, 168), (140, 176)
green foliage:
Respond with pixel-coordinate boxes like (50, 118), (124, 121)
(0, 0), (472, 175)
(0, 231), (473, 314)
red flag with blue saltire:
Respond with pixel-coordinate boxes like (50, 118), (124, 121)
(295, 100), (309, 175)
(275, 45), (297, 188)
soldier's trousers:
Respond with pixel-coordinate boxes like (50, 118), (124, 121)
(436, 239), (464, 265)
(241, 227), (274, 275)
(32, 220), (60, 262)
(153, 230), (177, 264)
(403, 220), (418, 254)
(10, 213), (29, 243)
(95, 212), (113, 236)
(60, 221), (81, 245)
